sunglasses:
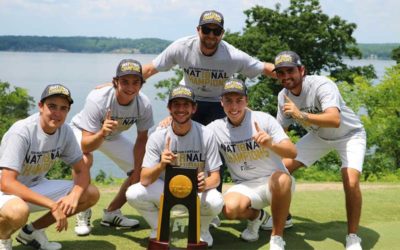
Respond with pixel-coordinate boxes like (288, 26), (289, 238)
(201, 26), (224, 36)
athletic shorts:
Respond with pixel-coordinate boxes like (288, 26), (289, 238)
(0, 178), (73, 212)
(192, 101), (226, 126)
(224, 175), (295, 210)
(296, 129), (366, 172)
(71, 125), (134, 173)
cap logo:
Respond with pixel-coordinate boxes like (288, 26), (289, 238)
(171, 87), (193, 98)
(202, 11), (222, 23)
(47, 85), (70, 96)
(120, 62), (140, 73)
(224, 80), (244, 91)
(275, 54), (294, 65)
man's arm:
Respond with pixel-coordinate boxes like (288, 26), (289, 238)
(263, 62), (277, 78)
(299, 107), (341, 128)
(198, 170), (220, 193)
(81, 110), (118, 153)
(142, 63), (159, 80)
(57, 158), (90, 216)
(129, 130), (148, 184)
(0, 168), (68, 231)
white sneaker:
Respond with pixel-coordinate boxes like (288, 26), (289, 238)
(101, 209), (140, 228)
(270, 235), (286, 250)
(200, 229), (213, 247)
(75, 208), (92, 236)
(209, 215), (221, 228)
(0, 239), (12, 250)
(16, 226), (62, 250)
(261, 213), (293, 231)
(240, 210), (267, 242)
(346, 234), (362, 250)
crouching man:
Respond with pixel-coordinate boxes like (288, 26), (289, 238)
(0, 84), (99, 250)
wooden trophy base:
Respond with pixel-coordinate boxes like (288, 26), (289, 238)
(148, 239), (208, 250)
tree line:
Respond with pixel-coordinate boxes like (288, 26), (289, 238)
(0, 36), (171, 54)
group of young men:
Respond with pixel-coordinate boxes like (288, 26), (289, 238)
(0, 10), (365, 250)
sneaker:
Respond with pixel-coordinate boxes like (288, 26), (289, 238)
(101, 209), (140, 228)
(261, 213), (293, 231)
(16, 226), (62, 250)
(270, 235), (286, 250)
(346, 234), (362, 250)
(74, 208), (92, 236)
(200, 230), (213, 247)
(240, 210), (268, 242)
(0, 239), (12, 250)
(209, 215), (221, 228)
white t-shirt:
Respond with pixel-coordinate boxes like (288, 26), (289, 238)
(207, 110), (289, 183)
(0, 113), (82, 187)
(277, 75), (364, 140)
(153, 35), (264, 102)
(71, 86), (154, 140)
(143, 121), (222, 181)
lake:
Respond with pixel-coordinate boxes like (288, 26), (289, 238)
(0, 52), (396, 178)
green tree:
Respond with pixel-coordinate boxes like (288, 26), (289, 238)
(392, 46), (400, 63)
(339, 65), (400, 179)
(0, 81), (34, 140)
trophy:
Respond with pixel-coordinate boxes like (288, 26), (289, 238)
(148, 165), (208, 250)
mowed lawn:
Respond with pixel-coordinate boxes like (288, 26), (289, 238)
(12, 182), (400, 250)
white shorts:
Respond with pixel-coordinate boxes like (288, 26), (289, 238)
(296, 130), (366, 172)
(224, 176), (295, 210)
(72, 126), (134, 173)
(0, 178), (73, 212)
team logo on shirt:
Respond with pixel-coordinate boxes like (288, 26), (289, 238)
(183, 67), (229, 89)
(220, 138), (269, 165)
(22, 148), (61, 176)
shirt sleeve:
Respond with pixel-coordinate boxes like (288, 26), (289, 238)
(152, 41), (179, 72)
(0, 132), (29, 172)
(232, 47), (264, 78)
(203, 129), (222, 173)
(142, 131), (163, 168)
(317, 81), (341, 112)
(78, 98), (105, 133)
(265, 114), (289, 144)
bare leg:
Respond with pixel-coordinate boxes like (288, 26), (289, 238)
(282, 158), (304, 174)
(223, 192), (260, 220)
(341, 167), (362, 234)
(269, 172), (292, 236)
(0, 198), (29, 239)
(106, 176), (132, 212)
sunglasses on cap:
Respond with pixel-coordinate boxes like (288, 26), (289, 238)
(201, 26), (224, 36)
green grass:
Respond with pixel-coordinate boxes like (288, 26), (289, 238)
(12, 183), (400, 250)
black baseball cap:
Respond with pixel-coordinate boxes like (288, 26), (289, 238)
(116, 59), (144, 82)
(199, 10), (224, 28)
(221, 79), (247, 96)
(273, 51), (302, 71)
(40, 84), (74, 104)
(168, 86), (196, 103)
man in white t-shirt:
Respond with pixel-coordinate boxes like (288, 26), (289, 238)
(0, 84), (99, 250)
(273, 51), (366, 250)
(70, 59), (154, 235)
(126, 86), (223, 247)
(207, 79), (297, 250)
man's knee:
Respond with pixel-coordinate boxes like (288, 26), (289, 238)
(0, 198), (29, 231)
(270, 172), (292, 193)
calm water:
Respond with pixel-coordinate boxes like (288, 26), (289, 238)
(0, 52), (396, 177)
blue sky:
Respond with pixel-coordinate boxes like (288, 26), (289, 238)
(0, 0), (399, 43)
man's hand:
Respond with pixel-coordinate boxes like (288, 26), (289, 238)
(57, 194), (79, 216)
(50, 203), (68, 232)
(158, 116), (172, 128)
(101, 109), (118, 137)
(160, 137), (177, 168)
(252, 121), (273, 149)
(197, 171), (206, 193)
(283, 95), (310, 126)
